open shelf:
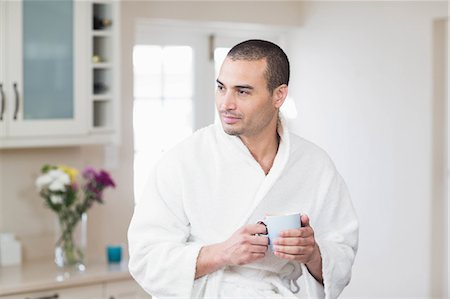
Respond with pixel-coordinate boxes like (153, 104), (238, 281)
(89, 1), (118, 134)
(93, 101), (113, 129)
(93, 68), (111, 95)
(93, 36), (112, 63)
(92, 3), (113, 31)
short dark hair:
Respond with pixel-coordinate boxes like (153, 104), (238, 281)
(227, 39), (290, 92)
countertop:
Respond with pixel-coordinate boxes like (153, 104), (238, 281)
(0, 259), (131, 296)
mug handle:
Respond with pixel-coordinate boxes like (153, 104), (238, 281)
(256, 221), (268, 236)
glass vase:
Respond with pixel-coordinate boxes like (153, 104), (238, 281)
(54, 212), (87, 271)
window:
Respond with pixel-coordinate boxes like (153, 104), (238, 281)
(133, 45), (194, 199)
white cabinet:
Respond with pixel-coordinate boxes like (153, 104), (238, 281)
(105, 280), (151, 299)
(0, 280), (150, 299)
(0, 260), (143, 299)
(0, 0), (120, 148)
(0, 1), (88, 141)
(0, 284), (103, 299)
(0, 0), (8, 139)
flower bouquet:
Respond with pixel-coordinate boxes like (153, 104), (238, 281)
(36, 165), (115, 268)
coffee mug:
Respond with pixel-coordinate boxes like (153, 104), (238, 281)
(263, 212), (301, 249)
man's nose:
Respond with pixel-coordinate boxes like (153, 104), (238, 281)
(221, 91), (236, 110)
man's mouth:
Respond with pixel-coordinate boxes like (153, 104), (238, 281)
(221, 114), (241, 124)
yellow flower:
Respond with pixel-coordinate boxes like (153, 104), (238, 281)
(58, 165), (78, 183)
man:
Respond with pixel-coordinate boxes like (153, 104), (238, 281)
(128, 40), (358, 298)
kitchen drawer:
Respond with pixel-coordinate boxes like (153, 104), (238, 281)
(1, 284), (103, 299)
(104, 280), (151, 299)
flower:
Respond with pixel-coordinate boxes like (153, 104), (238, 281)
(36, 169), (70, 192)
(82, 167), (116, 204)
(50, 194), (64, 205)
(36, 165), (115, 212)
(81, 166), (96, 181)
(95, 170), (116, 188)
(35, 165), (116, 266)
(58, 165), (78, 183)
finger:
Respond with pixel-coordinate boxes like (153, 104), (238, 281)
(250, 244), (269, 253)
(249, 235), (269, 246)
(279, 227), (313, 238)
(273, 236), (311, 246)
(301, 214), (310, 227)
(243, 223), (268, 235)
(273, 245), (309, 255)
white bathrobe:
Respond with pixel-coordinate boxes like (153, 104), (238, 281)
(128, 120), (359, 299)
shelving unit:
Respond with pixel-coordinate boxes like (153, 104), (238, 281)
(0, 1), (120, 148)
(89, 1), (119, 135)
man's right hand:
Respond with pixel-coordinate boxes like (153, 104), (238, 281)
(195, 223), (268, 279)
(219, 223), (269, 266)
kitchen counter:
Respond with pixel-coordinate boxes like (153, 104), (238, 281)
(0, 259), (131, 296)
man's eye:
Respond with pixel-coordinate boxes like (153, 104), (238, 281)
(238, 90), (249, 95)
(217, 85), (224, 91)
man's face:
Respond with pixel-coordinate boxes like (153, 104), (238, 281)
(215, 58), (281, 138)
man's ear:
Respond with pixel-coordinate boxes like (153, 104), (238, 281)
(273, 84), (288, 109)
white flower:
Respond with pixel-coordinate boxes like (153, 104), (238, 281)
(36, 169), (70, 192)
(49, 180), (65, 192)
(48, 169), (70, 185)
(50, 195), (63, 205)
(35, 174), (52, 190)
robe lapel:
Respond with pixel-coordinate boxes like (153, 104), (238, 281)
(215, 119), (291, 229)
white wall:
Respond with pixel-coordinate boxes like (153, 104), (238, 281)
(1, 1), (447, 297)
(286, 2), (447, 297)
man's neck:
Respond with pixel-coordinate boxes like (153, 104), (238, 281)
(239, 121), (280, 175)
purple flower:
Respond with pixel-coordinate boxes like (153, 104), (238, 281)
(95, 170), (116, 188)
(81, 166), (115, 204)
(82, 167), (96, 181)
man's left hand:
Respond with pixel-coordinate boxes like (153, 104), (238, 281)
(273, 214), (323, 284)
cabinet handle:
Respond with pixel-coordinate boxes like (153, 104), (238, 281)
(13, 82), (19, 120)
(0, 83), (5, 121)
(25, 294), (59, 299)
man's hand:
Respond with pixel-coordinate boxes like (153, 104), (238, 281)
(272, 215), (323, 284)
(219, 223), (269, 266)
(195, 223), (268, 279)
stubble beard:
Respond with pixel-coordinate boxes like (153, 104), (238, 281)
(222, 123), (243, 136)
(221, 110), (277, 138)
(219, 110), (245, 136)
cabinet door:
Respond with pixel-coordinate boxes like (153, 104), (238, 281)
(0, 0), (6, 138)
(0, 284), (103, 299)
(105, 280), (151, 299)
(5, 0), (89, 137)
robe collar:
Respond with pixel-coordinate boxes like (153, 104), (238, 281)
(215, 114), (291, 226)
(215, 114), (290, 175)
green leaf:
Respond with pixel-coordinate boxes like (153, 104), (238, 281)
(41, 164), (56, 173)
